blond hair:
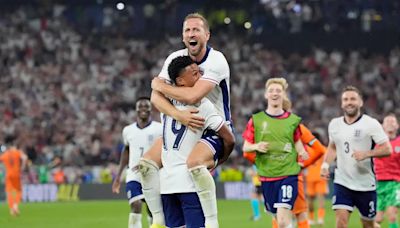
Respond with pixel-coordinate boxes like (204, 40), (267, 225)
(184, 13), (210, 32)
(265, 77), (292, 111)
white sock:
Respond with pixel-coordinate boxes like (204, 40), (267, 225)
(189, 165), (219, 228)
(138, 158), (165, 225)
(129, 213), (142, 228)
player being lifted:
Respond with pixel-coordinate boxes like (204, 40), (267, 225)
(138, 13), (232, 228)
(159, 55), (234, 228)
(112, 97), (162, 228)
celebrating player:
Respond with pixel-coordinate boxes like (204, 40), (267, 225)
(321, 86), (392, 228)
(139, 13), (232, 228)
(374, 113), (400, 228)
(112, 97), (162, 228)
(242, 77), (309, 227)
(158, 56), (234, 227)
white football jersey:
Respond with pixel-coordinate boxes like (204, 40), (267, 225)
(122, 121), (162, 183)
(159, 47), (231, 124)
(160, 98), (225, 194)
(328, 114), (388, 191)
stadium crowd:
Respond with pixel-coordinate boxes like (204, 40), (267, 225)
(1, 3), (400, 184)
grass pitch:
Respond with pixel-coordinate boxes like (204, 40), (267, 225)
(0, 200), (397, 227)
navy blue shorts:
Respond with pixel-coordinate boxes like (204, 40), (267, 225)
(200, 129), (224, 162)
(332, 183), (377, 220)
(161, 192), (205, 228)
(126, 181), (144, 204)
(261, 175), (298, 215)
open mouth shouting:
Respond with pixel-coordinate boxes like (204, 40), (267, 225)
(189, 40), (198, 46)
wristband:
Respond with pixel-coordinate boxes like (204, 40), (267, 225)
(321, 162), (329, 170)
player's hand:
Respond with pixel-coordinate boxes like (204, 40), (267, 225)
(177, 108), (205, 132)
(151, 77), (167, 92)
(352, 150), (367, 161)
(254, 142), (269, 153)
(320, 167), (330, 179)
(112, 178), (121, 194)
(299, 150), (309, 160)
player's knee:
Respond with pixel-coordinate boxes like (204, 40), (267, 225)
(375, 213), (383, 223)
(186, 156), (214, 169)
(336, 217), (348, 228)
(138, 158), (159, 177)
(186, 156), (203, 169)
(142, 150), (162, 167)
(277, 220), (292, 228)
(131, 200), (142, 213)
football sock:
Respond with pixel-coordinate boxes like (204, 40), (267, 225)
(138, 158), (165, 226)
(129, 213), (142, 228)
(251, 199), (260, 218)
(189, 165), (219, 228)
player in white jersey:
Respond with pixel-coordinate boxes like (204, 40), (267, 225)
(138, 13), (232, 228)
(112, 97), (162, 228)
(159, 55), (234, 228)
(321, 86), (392, 228)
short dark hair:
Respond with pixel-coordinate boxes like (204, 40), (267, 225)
(135, 96), (150, 105)
(342, 85), (362, 98)
(168, 56), (194, 84)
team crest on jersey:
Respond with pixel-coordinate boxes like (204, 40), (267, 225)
(354, 129), (361, 138)
(395, 146), (400, 153)
(261, 122), (269, 134)
(148, 135), (154, 143)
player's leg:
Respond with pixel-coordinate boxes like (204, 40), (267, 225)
(332, 183), (355, 228)
(180, 192), (206, 228)
(316, 179), (328, 225)
(335, 209), (351, 228)
(354, 189), (377, 228)
(138, 138), (165, 226)
(187, 131), (221, 228)
(161, 194), (185, 228)
(14, 178), (22, 215)
(250, 188), (261, 221)
(5, 180), (17, 216)
(275, 175), (298, 228)
(375, 181), (386, 224)
(386, 206), (398, 228)
(386, 181), (399, 228)
(306, 181), (316, 224)
(293, 176), (309, 228)
(126, 181), (146, 228)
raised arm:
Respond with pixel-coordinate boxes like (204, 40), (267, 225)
(216, 124), (235, 166)
(151, 90), (204, 131)
(152, 78), (215, 105)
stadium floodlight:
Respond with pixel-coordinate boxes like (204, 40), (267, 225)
(116, 2), (125, 10)
(224, 17), (231, 25)
(244, 22), (252, 29)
